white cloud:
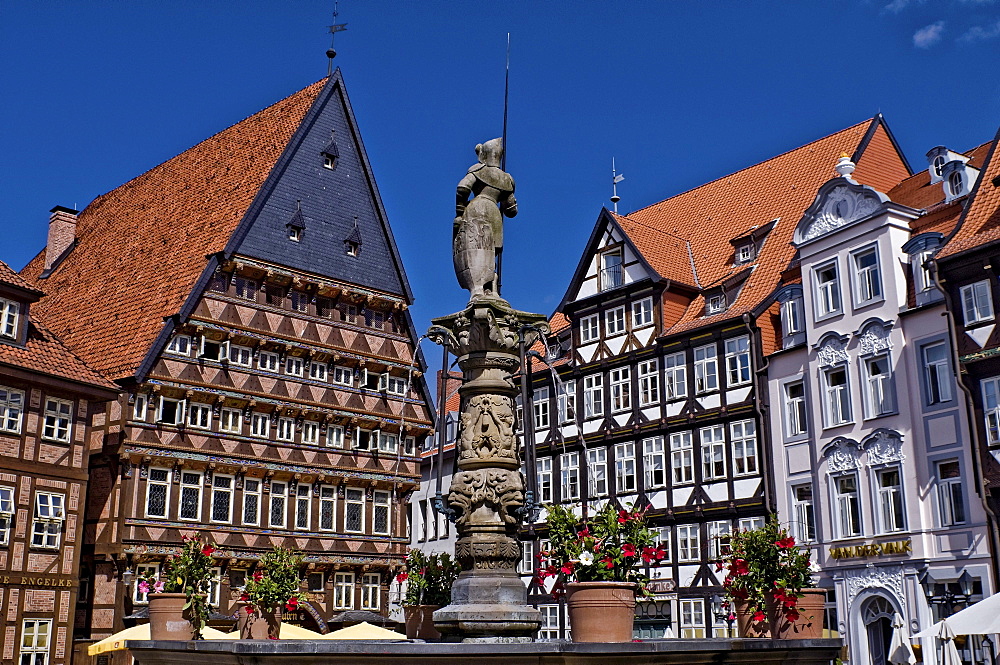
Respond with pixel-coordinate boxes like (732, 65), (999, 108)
(913, 21), (946, 48)
(959, 19), (1000, 42)
(884, 0), (918, 13)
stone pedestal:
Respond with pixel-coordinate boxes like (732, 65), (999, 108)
(428, 297), (546, 642)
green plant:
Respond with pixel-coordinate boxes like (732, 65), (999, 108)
(158, 533), (218, 638)
(719, 517), (815, 623)
(395, 550), (461, 606)
(539, 502), (667, 594)
(238, 546), (309, 613)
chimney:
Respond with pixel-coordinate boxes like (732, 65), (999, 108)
(45, 206), (78, 271)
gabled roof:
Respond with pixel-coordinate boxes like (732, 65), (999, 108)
(0, 261), (43, 297)
(20, 79), (326, 380)
(937, 126), (1000, 259)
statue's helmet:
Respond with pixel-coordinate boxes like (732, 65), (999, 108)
(475, 138), (504, 168)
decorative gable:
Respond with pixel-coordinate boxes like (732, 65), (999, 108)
(794, 176), (890, 245)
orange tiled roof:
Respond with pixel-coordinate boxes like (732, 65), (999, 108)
(0, 261), (42, 295)
(937, 128), (1000, 259)
(19, 80), (326, 381)
(614, 118), (910, 335)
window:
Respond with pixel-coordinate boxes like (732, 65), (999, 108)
(309, 362), (328, 382)
(308, 572), (325, 594)
(933, 155), (946, 177)
(876, 467), (905, 533)
(133, 564), (159, 604)
(730, 420), (758, 475)
(179, 472), (203, 522)
(380, 373), (408, 395)
(334, 572), (355, 609)
(327, 425), (345, 448)
(914, 250), (934, 292)
(302, 421), (320, 445)
(633, 297), (653, 328)
(724, 336), (751, 386)
(707, 294), (725, 314)
(708, 520), (732, 558)
(250, 412), (270, 438)
(791, 484), (816, 543)
(781, 298), (804, 337)
(0, 386), (24, 434)
(258, 351), (280, 372)
(557, 380), (576, 424)
(680, 599), (705, 638)
(290, 291), (309, 313)
(937, 460), (966, 526)
(863, 355), (894, 417)
(354, 428), (374, 451)
(373, 490), (390, 535)
(219, 408), (241, 434)
(166, 335), (191, 356)
(924, 343), (953, 405)
(643, 436), (666, 488)
(814, 261), (842, 317)
(269, 481), (287, 528)
(609, 366), (631, 412)
(949, 171), (963, 197)
(0, 486), (15, 546)
(583, 374), (604, 418)
(738, 516), (765, 531)
(822, 366), (851, 426)
(700, 426), (726, 480)
(600, 249), (624, 291)
(42, 398), (72, 442)
(606, 306), (626, 336)
(833, 474), (861, 538)
(210, 475), (234, 523)
(637, 359), (659, 406)
(560, 452), (580, 501)
(157, 397), (185, 426)
(31, 493), (64, 549)
(20, 619), (52, 665)
(341, 304), (358, 324)
(295, 484), (311, 530)
(228, 345), (252, 367)
(677, 525), (700, 562)
(533, 386), (550, 430)
(694, 344), (717, 393)
(614, 442), (636, 494)
(656, 527), (672, 563)
(234, 276), (258, 300)
(418, 499), (428, 541)
(960, 280), (994, 325)
(319, 485), (336, 531)
(198, 337), (226, 361)
(144, 468), (170, 518)
(360, 369), (380, 391)
(984, 377), (1000, 443)
(852, 247), (883, 305)
(580, 314), (599, 343)
(361, 573), (381, 610)
(345, 488), (364, 532)
(587, 448), (608, 496)
(276, 417), (295, 442)
(206, 567), (223, 608)
(664, 351), (687, 399)
(784, 381), (808, 437)
(737, 243), (754, 263)
(346, 241), (359, 256)
(670, 431), (694, 484)
(285, 356), (304, 377)
(187, 402), (211, 429)
(0, 298), (19, 338)
(332, 365), (353, 386)
(242, 478), (261, 525)
(288, 226), (302, 242)
(538, 605), (560, 641)
(537, 458), (553, 503)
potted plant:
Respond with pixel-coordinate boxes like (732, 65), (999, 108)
(147, 534), (217, 640)
(396, 549), (461, 640)
(237, 546), (308, 639)
(718, 517), (824, 638)
(539, 502), (667, 642)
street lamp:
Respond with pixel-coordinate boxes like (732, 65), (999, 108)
(710, 593), (735, 636)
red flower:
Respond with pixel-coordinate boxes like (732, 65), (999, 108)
(641, 547), (658, 564)
(252, 570), (264, 582)
(622, 544), (637, 558)
(285, 597), (299, 611)
(600, 556), (614, 569)
(714, 561), (724, 571)
(268, 635), (278, 640)
(560, 561), (575, 575)
(785, 609), (800, 622)
(775, 537), (796, 549)
(731, 558), (749, 576)
(752, 610), (765, 623)
(202, 545), (216, 556)
(239, 592), (250, 602)
(578, 527), (590, 538)
(730, 588), (749, 600)
(617, 510), (629, 524)
(396, 572), (408, 583)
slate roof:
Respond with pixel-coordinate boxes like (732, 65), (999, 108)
(938, 127), (1000, 259)
(0, 261), (117, 391)
(19, 80), (326, 380)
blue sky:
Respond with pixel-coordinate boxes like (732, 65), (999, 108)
(3, 0), (1000, 357)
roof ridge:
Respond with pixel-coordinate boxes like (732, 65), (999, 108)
(623, 118), (874, 218)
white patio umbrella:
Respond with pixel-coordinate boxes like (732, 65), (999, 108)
(938, 620), (963, 665)
(913, 593), (1000, 638)
(888, 613), (916, 665)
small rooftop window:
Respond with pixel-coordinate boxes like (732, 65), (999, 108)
(289, 227), (302, 243)
(707, 293), (726, 314)
(346, 240), (359, 257)
(932, 155), (946, 178)
(949, 171), (963, 198)
(736, 243), (754, 264)
(322, 130), (340, 170)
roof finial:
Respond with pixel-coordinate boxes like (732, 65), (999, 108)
(835, 153), (856, 179)
(326, 1), (348, 75)
(610, 158), (625, 213)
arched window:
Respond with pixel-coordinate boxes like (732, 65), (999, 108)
(949, 171), (963, 197)
(932, 155), (946, 178)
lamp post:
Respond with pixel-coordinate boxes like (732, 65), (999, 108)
(710, 593), (735, 637)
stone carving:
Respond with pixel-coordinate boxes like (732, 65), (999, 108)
(842, 565), (905, 606)
(455, 537), (522, 570)
(864, 429), (905, 466)
(453, 138), (517, 302)
(802, 185), (883, 241)
(859, 324), (893, 355)
(825, 438), (862, 473)
(458, 395), (517, 462)
(448, 469), (525, 525)
(817, 337), (849, 367)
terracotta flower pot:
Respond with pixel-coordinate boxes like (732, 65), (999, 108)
(403, 605), (441, 640)
(733, 598), (771, 638)
(769, 588), (826, 639)
(148, 593), (196, 641)
(565, 581), (636, 642)
(237, 604), (282, 639)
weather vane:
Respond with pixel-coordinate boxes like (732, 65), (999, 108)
(326, 1), (348, 75)
(611, 158), (625, 213)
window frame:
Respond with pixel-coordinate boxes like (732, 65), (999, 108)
(0, 297), (19, 339)
(637, 359), (659, 406)
(557, 380), (576, 424)
(822, 365), (852, 427)
(664, 351), (687, 399)
(700, 425), (726, 481)
(20, 619), (52, 665)
(373, 490), (391, 535)
(361, 572), (381, 611)
(178, 471), (203, 522)
(344, 487), (365, 533)
(791, 483), (816, 544)
(832, 472), (862, 538)
(187, 402), (212, 430)
(862, 353), (895, 418)
(319, 485), (337, 531)
(875, 465), (906, 533)
(586, 448), (608, 497)
(730, 419), (758, 476)
(632, 297), (654, 328)
(294, 484), (311, 531)
(228, 344), (253, 367)
(693, 343), (718, 393)
(242, 478), (262, 526)
(269, 481), (288, 529)
(145, 467), (171, 519)
(923, 342), (953, 406)
(0, 385), (25, 434)
(609, 366), (631, 413)
(724, 336), (751, 387)
(560, 452), (580, 502)
(583, 374), (604, 418)
(333, 572), (355, 610)
(851, 245), (884, 307)
(614, 442), (637, 494)
(166, 334), (192, 356)
(605, 306), (626, 337)
(960, 280), (994, 326)
(250, 412), (270, 438)
(813, 260), (843, 319)
(677, 524), (701, 563)
(0, 485), (15, 546)
(219, 407), (242, 434)
(210, 474), (234, 524)
(31, 492), (65, 550)
(533, 386), (550, 430)
(579, 314), (599, 344)
(42, 397), (73, 443)
(276, 417), (296, 442)
(784, 381), (808, 438)
(537, 458), (553, 503)
(670, 431), (694, 485)
(258, 351), (280, 372)
(643, 436), (666, 489)
(936, 459), (967, 526)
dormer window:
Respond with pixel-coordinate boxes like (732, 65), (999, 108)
(599, 249), (624, 291)
(346, 241), (359, 257)
(288, 227), (302, 242)
(321, 131), (340, 170)
(0, 298), (19, 339)
(323, 154), (337, 170)
(932, 155), (946, 178)
(707, 293), (726, 314)
(736, 243), (754, 264)
(948, 171), (963, 198)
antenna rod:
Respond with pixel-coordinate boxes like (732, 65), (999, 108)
(501, 33), (510, 171)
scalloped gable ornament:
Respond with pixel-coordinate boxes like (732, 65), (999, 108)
(793, 155), (893, 245)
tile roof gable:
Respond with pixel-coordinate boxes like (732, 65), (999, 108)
(937, 126), (1000, 260)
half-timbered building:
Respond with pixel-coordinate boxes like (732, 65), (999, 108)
(518, 117), (913, 640)
(17, 71), (434, 652)
(0, 260), (119, 665)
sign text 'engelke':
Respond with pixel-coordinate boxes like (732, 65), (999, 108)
(830, 539), (912, 560)
(0, 575), (77, 588)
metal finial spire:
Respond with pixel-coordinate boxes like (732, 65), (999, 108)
(611, 158), (625, 213)
(326, 1), (348, 75)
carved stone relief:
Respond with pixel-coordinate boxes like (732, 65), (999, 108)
(864, 430), (905, 466)
(859, 325), (893, 355)
(826, 439), (862, 473)
(458, 394), (517, 462)
(843, 565), (905, 608)
(817, 338), (849, 367)
(803, 186), (884, 241)
(448, 469), (525, 526)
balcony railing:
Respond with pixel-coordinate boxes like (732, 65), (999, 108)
(600, 265), (624, 291)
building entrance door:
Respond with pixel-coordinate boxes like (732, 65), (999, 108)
(862, 596), (896, 665)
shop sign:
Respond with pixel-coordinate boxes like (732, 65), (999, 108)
(830, 539), (911, 560)
(0, 575), (77, 588)
(646, 579), (676, 593)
